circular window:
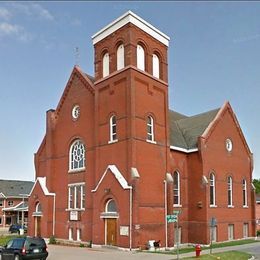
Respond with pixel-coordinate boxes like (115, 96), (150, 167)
(72, 105), (80, 120)
(226, 138), (233, 152)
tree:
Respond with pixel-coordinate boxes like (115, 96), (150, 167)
(253, 179), (260, 194)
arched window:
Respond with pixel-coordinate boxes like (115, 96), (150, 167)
(109, 115), (117, 143)
(35, 202), (42, 213)
(117, 44), (124, 70)
(152, 53), (160, 78)
(173, 171), (180, 206)
(103, 52), (109, 77)
(106, 199), (117, 213)
(228, 176), (233, 207)
(137, 44), (145, 71)
(69, 139), (85, 171)
(147, 115), (154, 142)
(209, 173), (216, 206)
(243, 179), (247, 207)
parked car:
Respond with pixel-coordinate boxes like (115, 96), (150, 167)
(8, 224), (27, 234)
(0, 236), (48, 260)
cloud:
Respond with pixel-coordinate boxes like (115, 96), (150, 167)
(233, 33), (260, 44)
(0, 7), (12, 20)
(9, 2), (54, 21)
(0, 22), (31, 42)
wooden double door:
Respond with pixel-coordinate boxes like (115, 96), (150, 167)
(106, 218), (117, 246)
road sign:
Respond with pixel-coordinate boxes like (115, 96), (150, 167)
(173, 210), (181, 214)
(167, 214), (178, 223)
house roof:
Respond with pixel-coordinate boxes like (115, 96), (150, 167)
(169, 108), (220, 150)
(0, 180), (34, 198)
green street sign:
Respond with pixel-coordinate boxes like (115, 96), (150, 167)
(173, 210), (181, 214)
(167, 214), (178, 223)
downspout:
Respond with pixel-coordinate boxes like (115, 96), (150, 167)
(129, 186), (133, 250)
(52, 194), (56, 236)
(164, 180), (168, 248)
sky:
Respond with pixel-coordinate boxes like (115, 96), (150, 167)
(0, 1), (260, 181)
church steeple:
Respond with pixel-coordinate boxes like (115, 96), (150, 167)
(92, 11), (170, 82)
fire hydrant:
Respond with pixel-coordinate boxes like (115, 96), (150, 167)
(195, 244), (201, 257)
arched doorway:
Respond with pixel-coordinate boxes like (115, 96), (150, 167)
(104, 199), (118, 246)
(33, 202), (42, 237)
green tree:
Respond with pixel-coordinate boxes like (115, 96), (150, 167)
(253, 179), (260, 194)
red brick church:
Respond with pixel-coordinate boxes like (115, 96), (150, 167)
(28, 11), (255, 248)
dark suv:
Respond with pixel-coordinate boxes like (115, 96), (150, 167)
(9, 225), (28, 234)
(0, 236), (48, 260)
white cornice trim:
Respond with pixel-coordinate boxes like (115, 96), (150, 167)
(29, 177), (55, 197)
(170, 146), (198, 153)
(92, 11), (170, 46)
(92, 165), (132, 193)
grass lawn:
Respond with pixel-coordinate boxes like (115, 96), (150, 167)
(143, 239), (259, 255)
(183, 251), (252, 259)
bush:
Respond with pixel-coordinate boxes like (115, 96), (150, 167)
(49, 235), (57, 244)
(79, 243), (85, 247)
(257, 230), (260, 237)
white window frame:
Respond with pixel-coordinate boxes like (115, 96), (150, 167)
(77, 228), (81, 241)
(69, 227), (73, 241)
(228, 176), (233, 207)
(109, 115), (118, 143)
(146, 116), (156, 143)
(8, 201), (14, 207)
(106, 199), (117, 213)
(243, 179), (248, 207)
(152, 53), (160, 78)
(117, 44), (125, 70)
(69, 139), (86, 172)
(68, 183), (85, 210)
(210, 173), (216, 207)
(137, 44), (145, 71)
(228, 224), (234, 240)
(210, 226), (217, 242)
(243, 223), (248, 238)
(103, 52), (109, 77)
(173, 171), (181, 206)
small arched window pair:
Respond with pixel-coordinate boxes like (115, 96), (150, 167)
(136, 44), (160, 79)
(209, 173), (216, 206)
(102, 44), (125, 78)
(173, 171), (181, 206)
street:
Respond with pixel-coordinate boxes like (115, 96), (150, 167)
(47, 241), (260, 260)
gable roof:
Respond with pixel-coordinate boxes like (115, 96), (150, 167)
(29, 177), (55, 197)
(0, 180), (34, 198)
(169, 108), (220, 150)
(92, 165), (132, 193)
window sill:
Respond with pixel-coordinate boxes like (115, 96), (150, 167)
(228, 205), (234, 208)
(146, 139), (157, 144)
(210, 205), (218, 208)
(108, 139), (118, 144)
(65, 208), (85, 212)
(243, 205), (249, 208)
(68, 167), (86, 174)
(173, 204), (182, 207)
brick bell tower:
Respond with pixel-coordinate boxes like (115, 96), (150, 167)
(91, 11), (171, 248)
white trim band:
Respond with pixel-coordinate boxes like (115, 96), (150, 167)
(92, 11), (170, 46)
(170, 146), (198, 153)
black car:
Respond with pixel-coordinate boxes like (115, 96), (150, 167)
(0, 236), (48, 260)
(8, 225), (27, 234)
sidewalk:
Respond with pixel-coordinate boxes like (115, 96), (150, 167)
(167, 241), (260, 259)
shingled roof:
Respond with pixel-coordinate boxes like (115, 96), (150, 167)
(0, 180), (34, 198)
(169, 108), (220, 150)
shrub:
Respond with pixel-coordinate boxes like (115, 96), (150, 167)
(257, 230), (260, 237)
(49, 235), (57, 244)
(79, 243), (85, 248)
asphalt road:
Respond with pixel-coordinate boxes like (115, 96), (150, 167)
(47, 241), (260, 260)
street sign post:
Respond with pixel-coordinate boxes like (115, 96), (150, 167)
(167, 214), (177, 223)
